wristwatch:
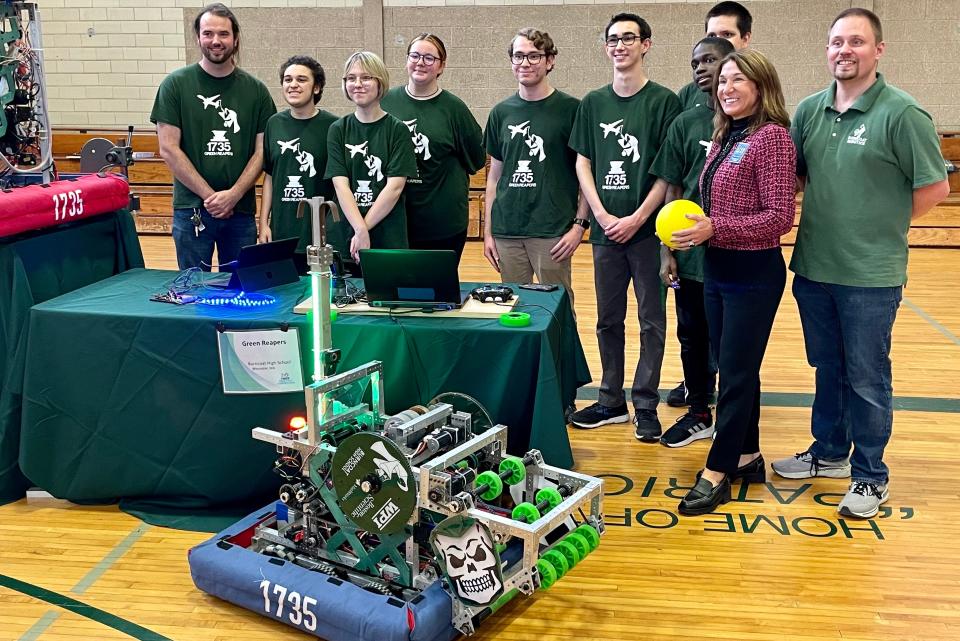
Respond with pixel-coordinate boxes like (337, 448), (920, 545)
(572, 218), (590, 230)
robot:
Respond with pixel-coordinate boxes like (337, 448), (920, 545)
(188, 198), (604, 640)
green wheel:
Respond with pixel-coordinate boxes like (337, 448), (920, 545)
(553, 540), (581, 569)
(498, 456), (526, 485)
(511, 502), (541, 524)
(576, 524), (601, 551)
(475, 470), (503, 501)
(535, 487), (563, 512)
(536, 558), (557, 590)
(541, 549), (569, 578)
(565, 532), (590, 560)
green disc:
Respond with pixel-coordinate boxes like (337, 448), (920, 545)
(553, 540), (580, 569)
(535, 487), (563, 512)
(331, 433), (415, 535)
(536, 558), (557, 590)
(511, 502), (541, 524)
(499, 311), (531, 328)
(576, 524), (601, 552)
(541, 549), (568, 578)
(498, 456), (526, 485)
(475, 470), (503, 501)
(565, 532), (590, 560)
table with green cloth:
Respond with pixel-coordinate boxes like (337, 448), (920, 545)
(0, 211), (143, 504)
(18, 268), (590, 530)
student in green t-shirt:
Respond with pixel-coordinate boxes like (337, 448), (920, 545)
(676, 2), (752, 112)
(649, 36), (734, 449)
(151, 4), (276, 272)
(482, 28), (590, 307)
(325, 52), (418, 272)
(260, 55), (338, 275)
(771, 9), (950, 519)
(381, 34), (486, 262)
(567, 13), (680, 440)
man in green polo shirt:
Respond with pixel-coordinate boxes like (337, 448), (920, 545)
(567, 13), (681, 440)
(650, 36), (734, 448)
(151, 3), (276, 272)
(675, 2), (752, 113)
(483, 28), (589, 307)
(772, 8), (949, 518)
(260, 55), (338, 275)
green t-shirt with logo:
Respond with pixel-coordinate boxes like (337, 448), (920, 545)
(324, 113), (418, 251)
(150, 64), (276, 215)
(790, 74), (947, 287)
(380, 87), (486, 241)
(570, 82), (681, 246)
(483, 90), (580, 238)
(650, 103), (715, 281)
(263, 109), (339, 254)
(677, 81), (708, 111)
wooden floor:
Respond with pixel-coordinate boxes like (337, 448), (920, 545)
(2, 238), (960, 641)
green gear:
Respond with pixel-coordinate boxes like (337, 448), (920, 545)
(511, 502), (541, 524)
(498, 456), (526, 485)
(541, 549), (569, 578)
(475, 470), (503, 501)
(535, 487), (563, 512)
(576, 524), (601, 551)
(536, 558), (557, 590)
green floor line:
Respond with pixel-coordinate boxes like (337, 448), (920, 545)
(18, 611), (60, 641)
(903, 296), (960, 347)
(574, 387), (960, 413)
(72, 525), (150, 595)
(0, 574), (172, 641)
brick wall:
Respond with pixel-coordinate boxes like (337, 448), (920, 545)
(38, 0), (960, 130)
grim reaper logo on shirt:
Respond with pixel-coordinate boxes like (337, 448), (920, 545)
(197, 94), (241, 134)
(430, 515), (504, 607)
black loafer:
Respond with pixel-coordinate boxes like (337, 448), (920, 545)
(678, 476), (731, 516)
(696, 455), (766, 484)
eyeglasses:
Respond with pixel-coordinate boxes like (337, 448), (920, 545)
(343, 75), (376, 85)
(510, 52), (544, 65)
(408, 52), (439, 65)
(605, 33), (639, 47)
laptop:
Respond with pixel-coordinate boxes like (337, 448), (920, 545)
(209, 237), (300, 292)
(359, 249), (468, 310)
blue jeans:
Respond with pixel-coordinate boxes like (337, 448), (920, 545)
(792, 274), (902, 484)
(172, 208), (256, 272)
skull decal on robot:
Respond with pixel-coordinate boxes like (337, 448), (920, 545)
(430, 516), (504, 607)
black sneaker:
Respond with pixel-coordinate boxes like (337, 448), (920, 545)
(666, 381), (687, 407)
(564, 403), (577, 423)
(633, 409), (662, 442)
(569, 402), (630, 429)
(660, 410), (714, 448)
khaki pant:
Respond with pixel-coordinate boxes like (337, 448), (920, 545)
(494, 236), (574, 309)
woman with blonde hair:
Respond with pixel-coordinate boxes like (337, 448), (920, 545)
(324, 51), (417, 269)
(671, 49), (797, 515)
(381, 34), (485, 262)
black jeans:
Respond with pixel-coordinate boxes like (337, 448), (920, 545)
(409, 229), (469, 264)
(674, 277), (715, 411)
(703, 246), (785, 474)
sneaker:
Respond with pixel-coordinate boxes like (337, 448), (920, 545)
(633, 409), (662, 442)
(564, 403), (577, 424)
(666, 381), (687, 407)
(569, 402), (629, 429)
(660, 410), (714, 448)
(771, 450), (851, 479)
(838, 481), (889, 518)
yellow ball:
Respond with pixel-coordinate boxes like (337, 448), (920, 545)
(655, 199), (704, 249)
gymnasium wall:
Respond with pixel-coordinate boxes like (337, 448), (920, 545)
(38, 0), (960, 130)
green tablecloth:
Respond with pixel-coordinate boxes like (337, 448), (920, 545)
(0, 211), (143, 504)
(18, 269), (589, 529)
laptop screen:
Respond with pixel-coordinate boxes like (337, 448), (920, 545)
(359, 249), (464, 308)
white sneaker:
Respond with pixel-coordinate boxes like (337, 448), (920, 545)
(838, 481), (889, 518)
(771, 450), (851, 479)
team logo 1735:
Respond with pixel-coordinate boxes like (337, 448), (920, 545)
(198, 93), (239, 157)
(283, 175), (305, 202)
(510, 160), (536, 188)
(355, 180), (374, 207)
(603, 160), (629, 190)
(206, 130), (232, 156)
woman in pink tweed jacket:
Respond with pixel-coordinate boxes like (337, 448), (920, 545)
(672, 49), (797, 515)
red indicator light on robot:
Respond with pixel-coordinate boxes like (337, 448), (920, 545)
(288, 416), (307, 431)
